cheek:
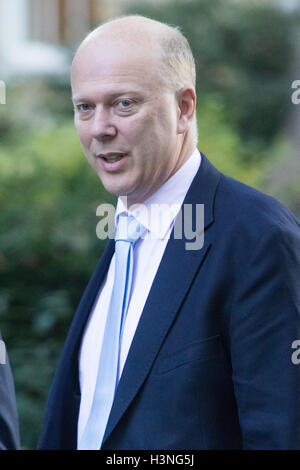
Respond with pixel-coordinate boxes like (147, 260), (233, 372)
(133, 121), (161, 154)
(123, 116), (147, 138)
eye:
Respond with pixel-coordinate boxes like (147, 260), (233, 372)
(76, 103), (93, 112)
(117, 99), (135, 109)
(120, 99), (131, 106)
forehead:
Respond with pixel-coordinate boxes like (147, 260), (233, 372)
(71, 40), (164, 99)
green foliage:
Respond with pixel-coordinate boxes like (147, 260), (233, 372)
(0, 120), (115, 448)
(0, 77), (73, 145)
(196, 97), (266, 186)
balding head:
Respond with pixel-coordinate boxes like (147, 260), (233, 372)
(73, 15), (196, 93)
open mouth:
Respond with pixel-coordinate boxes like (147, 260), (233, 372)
(102, 154), (125, 163)
(97, 152), (127, 161)
(96, 152), (128, 171)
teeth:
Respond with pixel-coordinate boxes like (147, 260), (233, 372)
(104, 155), (124, 163)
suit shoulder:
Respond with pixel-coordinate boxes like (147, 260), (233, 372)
(215, 173), (300, 239)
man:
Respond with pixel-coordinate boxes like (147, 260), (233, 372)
(38, 15), (300, 449)
(0, 332), (20, 449)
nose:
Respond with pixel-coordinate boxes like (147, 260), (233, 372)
(90, 106), (117, 140)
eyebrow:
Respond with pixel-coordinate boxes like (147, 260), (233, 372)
(71, 89), (143, 104)
(71, 94), (91, 104)
(71, 88), (141, 104)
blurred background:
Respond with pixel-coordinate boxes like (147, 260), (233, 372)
(0, 0), (299, 449)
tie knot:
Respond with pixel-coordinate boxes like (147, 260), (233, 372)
(115, 214), (145, 245)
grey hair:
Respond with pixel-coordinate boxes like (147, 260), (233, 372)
(91, 15), (196, 91)
(157, 24), (198, 144)
(159, 26), (196, 91)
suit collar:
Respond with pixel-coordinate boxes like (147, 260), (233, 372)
(69, 239), (115, 395)
(184, 152), (221, 230)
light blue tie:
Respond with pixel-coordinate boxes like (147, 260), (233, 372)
(78, 214), (145, 450)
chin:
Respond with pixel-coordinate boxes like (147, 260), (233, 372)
(102, 183), (130, 198)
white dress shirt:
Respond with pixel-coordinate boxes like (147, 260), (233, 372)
(77, 148), (201, 445)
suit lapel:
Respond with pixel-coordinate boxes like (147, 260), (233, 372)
(67, 239), (115, 393)
(103, 154), (221, 445)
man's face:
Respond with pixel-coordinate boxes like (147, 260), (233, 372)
(71, 40), (185, 205)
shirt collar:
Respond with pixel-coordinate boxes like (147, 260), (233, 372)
(116, 148), (201, 239)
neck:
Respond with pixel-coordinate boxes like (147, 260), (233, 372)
(170, 132), (196, 179)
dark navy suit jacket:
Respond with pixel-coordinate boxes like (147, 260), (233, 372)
(38, 154), (300, 449)
(0, 332), (20, 450)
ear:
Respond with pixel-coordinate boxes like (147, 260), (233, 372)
(176, 87), (196, 135)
